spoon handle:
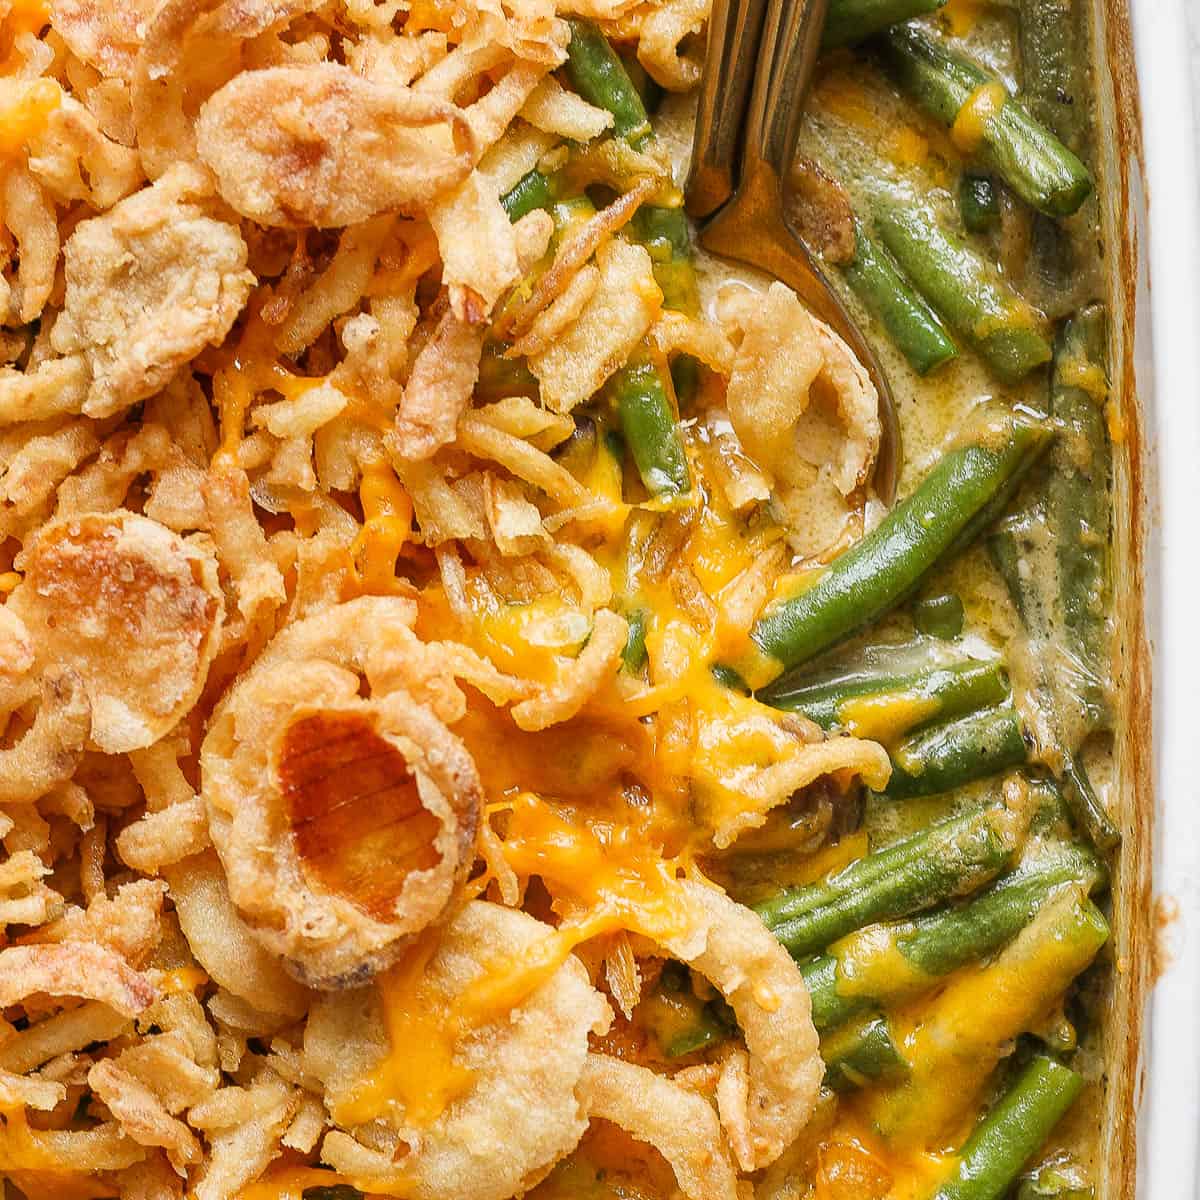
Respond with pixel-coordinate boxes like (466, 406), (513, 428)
(744, 0), (829, 180)
(685, 0), (770, 218)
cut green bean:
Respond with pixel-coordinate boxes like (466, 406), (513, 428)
(562, 20), (699, 465)
(801, 840), (1106, 1029)
(642, 963), (733, 1058)
(564, 18), (652, 148)
(869, 890), (1104, 1141)
(912, 592), (965, 639)
(882, 704), (1028, 799)
(302, 1187), (364, 1200)
(959, 172), (1001, 234)
(631, 205), (700, 317)
(873, 200), (1052, 383)
(840, 221), (958, 375)
(820, 1014), (908, 1092)
(1059, 754), (1120, 853)
(933, 1057), (1084, 1200)
(621, 608), (649, 673)
(1049, 305), (1111, 697)
(873, 24), (1093, 218)
(989, 520), (1119, 852)
(822, 0), (947, 49)
(500, 168), (556, 221)
(476, 342), (538, 401)
(743, 413), (1052, 681)
(756, 798), (1031, 961)
(760, 657), (1008, 737)
(613, 356), (691, 498)
(1017, 0), (1086, 151)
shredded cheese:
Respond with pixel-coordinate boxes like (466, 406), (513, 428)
(950, 82), (1008, 154)
(0, 77), (59, 159)
(351, 461), (414, 595)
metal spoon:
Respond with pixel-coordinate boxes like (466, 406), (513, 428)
(685, 0), (901, 503)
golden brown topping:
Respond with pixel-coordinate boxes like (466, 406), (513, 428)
(201, 599), (483, 987)
(8, 510), (224, 753)
(195, 65), (477, 229)
(49, 168), (254, 418)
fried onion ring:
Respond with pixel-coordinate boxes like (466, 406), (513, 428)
(195, 64), (475, 228)
(202, 598), (483, 988)
(665, 881), (823, 1172)
(8, 511), (225, 754)
(578, 1054), (739, 1200)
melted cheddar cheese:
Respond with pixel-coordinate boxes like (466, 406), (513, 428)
(351, 461), (414, 594)
(950, 82), (1009, 154)
(0, 77), (59, 159)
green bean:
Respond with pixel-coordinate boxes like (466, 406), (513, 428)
(643, 962), (734, 1058)
(822, 0), (947, 49)
(882, 704), (1028, 799)
(621, 608), (649, 673)
(820, 1014), (908, 1092)
(959, 172), (1001, 234)
(476, 342), (538, 402)
(1015, 0), (1087, 298)
(873, 24), (1093, 218)
(743, 413), (1052, 682)
(990, 517), (1119, 851)
(912, 592), (965, 639)
(869, 890), (1105, 1142)
(302, 1188), (364, 1200)
(760, 657), (1008, 736)
(933, 1057), (1085, 1200)
(562, 20), (699, 474)
(1048, 305), (1111, 696)
(564, 18), (653, 148)
(1059, 753), (1120, 853)
(756, 797), (1032, 961)
(801, 840), (1106, 1029)
(1016, 0), (1085, 151)
(612, 355), (691, 498)
(631, 205), (700, 317)
(872, 200), (1052, 383)
(840, 221), (958, 375)
(500, 168), (557, 221)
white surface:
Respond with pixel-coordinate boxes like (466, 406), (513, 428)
(1131, 0), (1200, 1196)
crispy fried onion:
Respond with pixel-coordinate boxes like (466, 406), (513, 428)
(529, 236), (663, 414)
(201, 598), (485, 988)
(691, 701), (891, 849)
(392, 303), (485, 462)
(50, 0), (163, 80)
(0, 670), (91, 806)
(132, 0), (326, 179)
(196, 64), (476, 228)
(88, 1057), (202, 1172)
(165, 852), (311, 1020)
(7, 510), (225, 754)
(49, 166), (254, 419)
(318, 901), (613, 1200)
(637, 0), (710, 92)
(720, 281), (882, 557)
(0, 942), (159, 1017)
(578, 1054), (739, 1200)
(663, 881), (823, 1172)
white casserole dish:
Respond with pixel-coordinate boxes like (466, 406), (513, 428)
(1112, 0), (1200, 1194)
